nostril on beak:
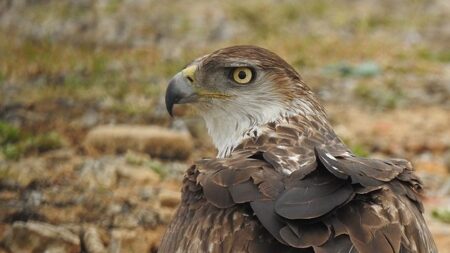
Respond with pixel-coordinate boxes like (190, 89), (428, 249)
(181, 65), (197, 83)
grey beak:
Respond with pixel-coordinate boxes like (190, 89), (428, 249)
(165, 72), (196, 117)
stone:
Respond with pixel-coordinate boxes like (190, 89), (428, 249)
(80, 110), (100, 128)
(444, 151), (450, 173)
(158, 207), (177, 224)
(136, 209), (159, 228)
(415, 161), (448, 176)
(112, 213), (139, 228)
(84, 125), (193, 160)
(159, 189), (181, 208)
(76, 156), (160, 189)
(108, 227), (164, 253)
(116, 165), (160, 185)
(76, 158), (118, 189)
(138, 187), (158, 201)
(82, 226), (107, 253)
(2, 221), (80, 253)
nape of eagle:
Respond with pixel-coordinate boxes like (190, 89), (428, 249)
(159, 45), (437, 253)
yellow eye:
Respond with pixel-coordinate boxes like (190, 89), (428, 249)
(232, 67), (253, 84)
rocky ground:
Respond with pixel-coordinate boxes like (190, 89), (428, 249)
(0, 0), (449, 252)
(0, 108), (449, 252)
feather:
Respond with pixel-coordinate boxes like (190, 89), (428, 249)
(229, 181), (263, 203)
(315, 147), (404, 186)
(250, 200), (286, 244)
(159, 45), (437, 253)
(201, 177), (234, 208)
(275, 169), (354, 219)
(279, 222), (331, 248)
(314, 235), (357, 253)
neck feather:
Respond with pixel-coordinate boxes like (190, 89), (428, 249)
(201, 96), (327, 158)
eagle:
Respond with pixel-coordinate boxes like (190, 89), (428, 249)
(159, 45), (437, 253)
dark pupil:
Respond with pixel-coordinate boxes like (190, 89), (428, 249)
(238, 71), (246, 79)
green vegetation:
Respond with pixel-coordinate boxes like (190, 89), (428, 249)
(432, 208), (450, 224)
(147, 160), (168, 179)
(125, 150), (151, 166)
(322, 62), (381, 78)
(353, 81), (405, 110)
(417, 48), (450, 63)
(0, 121), (65, 160)
(0, 0), (446, 113)
(125, 151), (167, 179)
(350, 143), (370, 157)
(0, 0), (447, 159)
(0, 122), (21, 145)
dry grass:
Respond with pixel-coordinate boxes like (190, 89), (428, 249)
(83, 125), (193, 160)
(0, 0), (448, 165)
(1, 0), (447, 107)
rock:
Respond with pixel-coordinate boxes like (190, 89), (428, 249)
(163, 161), (191, 180)
(124, 150), (151, 166)
(159, 189), (181, 208)
(84, 125), (193, 160)
(76, 156), (160, 189)
(106, 203), (123, 216)
(116, 166), (160, 185)
(158, 207), (177, 224)
(0, 224), (9, 245)
(82, 227), (107, 253)
(108, 227), (164, 253)
(437, 180), (450, 197)
(138, 187), (158, 201)
(415, 161), (448, 177)
(43, 148), (77, 163)
(417, 171), (448, 196)
(112, 213), (139, 229)
(108, 229), (139, 253)
(76, 158), (118, 188)
(2, 157), (48, 187)
(80, 109), (100, 128)
(136, 209), (159, 228)
(2, 221), (80, 253)
(62, 224), (83, 237)
(444, 151), (450, 173)
(23, 189), (44, 208)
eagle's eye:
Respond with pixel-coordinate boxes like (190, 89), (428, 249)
(232, 67), (253, 84)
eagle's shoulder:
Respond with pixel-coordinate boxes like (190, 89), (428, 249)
(193, 143), (436, 253)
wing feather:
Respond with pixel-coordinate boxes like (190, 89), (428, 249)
(275, 169), (354, 219)
(315, 147), (404, 186)
(194, 142), (436, 252)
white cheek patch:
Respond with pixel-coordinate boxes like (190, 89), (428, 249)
(200, 84), (325, 158)
(202, 91), (287, 158)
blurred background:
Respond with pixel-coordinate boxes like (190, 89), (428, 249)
(0, 0), (449, 252)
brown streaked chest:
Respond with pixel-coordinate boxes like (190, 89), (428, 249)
(160, 192), (275, 253)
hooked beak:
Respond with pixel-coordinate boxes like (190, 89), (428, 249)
(165, 67), (197, 117)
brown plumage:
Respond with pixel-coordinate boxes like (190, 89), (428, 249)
(159, 46), (437, 253)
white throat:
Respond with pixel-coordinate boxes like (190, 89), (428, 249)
(202, 109), (265, 158)
(200, 97), (322, 158)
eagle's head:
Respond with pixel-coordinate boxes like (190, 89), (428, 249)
(166, 45), (326, 157)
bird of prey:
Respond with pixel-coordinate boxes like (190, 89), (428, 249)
(159, 45), (437, 253)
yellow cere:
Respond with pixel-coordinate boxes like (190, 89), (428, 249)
(182, 65), (197, 82)
(233, 67), (252, 84)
